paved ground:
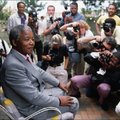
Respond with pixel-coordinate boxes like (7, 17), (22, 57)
(75, 89), (120, 120)
(0, 25), (120, 120)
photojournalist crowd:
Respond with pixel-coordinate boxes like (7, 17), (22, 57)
(0, 1), (120, 119)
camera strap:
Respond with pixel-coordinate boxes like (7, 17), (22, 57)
(1, 39), (7, 54)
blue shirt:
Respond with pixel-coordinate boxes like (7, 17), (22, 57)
(67, 12), (85, 22)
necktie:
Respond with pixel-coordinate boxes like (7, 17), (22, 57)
(26, 57), (31, 63)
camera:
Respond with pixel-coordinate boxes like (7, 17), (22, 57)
(103, 23), (112, 32)
(100, 53), (112, 64)
(73, 26), (80, 32)
(29, 11), (37, 23)
(49, 17), (62, 35)
(49, 53), (59, 62)
(62, 11), (71, 18)
(90, 41), (103, 49)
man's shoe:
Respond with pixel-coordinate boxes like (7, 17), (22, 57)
(100, 102), (109, 111)
(67, 81), (81, 98)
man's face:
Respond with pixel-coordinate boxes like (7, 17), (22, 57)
(107, 5), (116, 17)
(47, 6), (55, 16)
(107, 55), (120, 69)
(70, 4), (78, 15)
(15, 29), (35, 55)
(17, 3), (25, 14)
(101, 41), (112, 51)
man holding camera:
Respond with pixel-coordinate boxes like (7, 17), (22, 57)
(67, 36), (120, 111)
(101, 18), (120, 50)
(64, 2), (85, 24)
(96, 3), (120, 35)
(42, 5), (61, 46)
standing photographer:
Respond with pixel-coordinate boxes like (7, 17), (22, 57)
(60, 20), (94, 77)
(101, 18), (120, 50)
(96, 3), (120, 35)
(42, 5), (61, 46)
(28, 10), (43, 63)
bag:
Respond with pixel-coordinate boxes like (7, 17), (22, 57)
(69, 52), (81, 63)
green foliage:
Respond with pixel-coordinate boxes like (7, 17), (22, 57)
(86, 16), (98, 35)
(23, 0), (46, 12)
(0, 0), (7, 11)
(0, 11), (11, 20)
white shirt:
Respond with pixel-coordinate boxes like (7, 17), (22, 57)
(7, 12), (28, 34)
(0, 39), (10, 64)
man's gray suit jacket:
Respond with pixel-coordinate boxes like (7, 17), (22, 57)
(0, 49), (64, 118)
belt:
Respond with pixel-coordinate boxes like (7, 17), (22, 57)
(50, 64), (61, 67)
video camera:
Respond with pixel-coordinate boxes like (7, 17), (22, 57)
(29, 11), (37, 23)
(103, 22), (112, 32)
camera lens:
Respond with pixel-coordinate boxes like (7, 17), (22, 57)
(103, 26), (110, 32)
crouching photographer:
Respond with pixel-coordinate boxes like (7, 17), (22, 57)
(68, 49), (120, 111)
(67, 36), (120, 110)
(41, 34), (69, 88)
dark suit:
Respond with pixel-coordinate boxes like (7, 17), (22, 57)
(0, 49), (79, 119)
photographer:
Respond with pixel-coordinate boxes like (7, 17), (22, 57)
(101, 18), (120, 50)
(28, 10), (43, 63)
(42, 5), (62, 46)
(42, 34), (69, 88)
(67, 37), (120, 111)
(60, 20), (94, 76)
(0, 39), (10, 86)
(96, 3), (120, 35)
(0, 39), (10, 67)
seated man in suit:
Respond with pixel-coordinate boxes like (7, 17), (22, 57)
(0, 25), (79, 120)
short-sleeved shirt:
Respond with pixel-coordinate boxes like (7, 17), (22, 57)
(96, 14), (120, 27)
(66, 12), (85, 22)
(43, 44), (68, 66)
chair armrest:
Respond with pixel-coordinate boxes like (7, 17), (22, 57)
(24, 107), (62, 120)
(0, 105), (15, 120)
